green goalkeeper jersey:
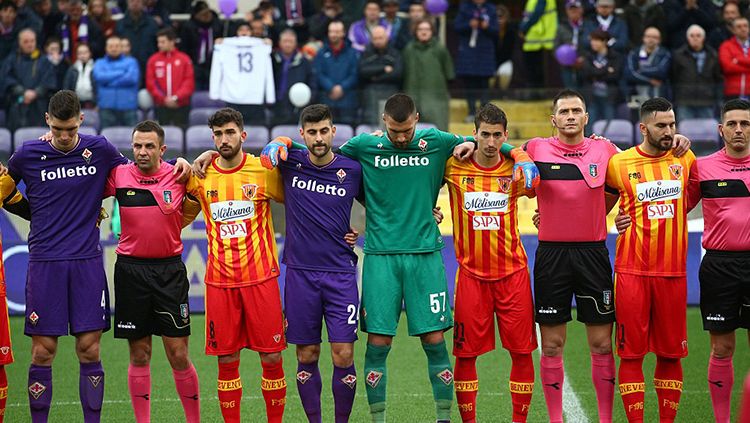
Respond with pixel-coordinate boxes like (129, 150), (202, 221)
(339, 128), (471, 254)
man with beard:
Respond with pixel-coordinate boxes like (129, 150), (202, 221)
(604, 97), (696, 423)
(185, 108), (287, 423)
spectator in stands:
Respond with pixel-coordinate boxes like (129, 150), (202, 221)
(708, 1), (740, 50)
(555, 0), (586, 89)
(146, 28), (194, 128)
(274, 0), (315, 45)
(493, 4), (517, 86)
(314, 19), (359, 124)
(581, 29), (622, 131)
(359, 25), (402, 125)
(455, 0), (497, 122)
(0, 28), (55, 130)
(622, 0), (665, 50)
(31, 0), (63, 46)
(348, 0), (391, 53)
(246, 1), (278, 42)
(63, 42), (96, 108)
(582, 0), (628, 53)
(403, 18), (453, 130)
(93, 35), (139, 128)
(13, 0), (41, 35)
(271, 28), (316, 125)
(116, 0), (158, 78)
(56, 0), (103, 60)
(120, 37), (132, 56)
(144, 0), (171, 29)
(382, 0), (405, 46)
(520, 0), (558, 91)
(393, 1), (428, 50)
(44, 36), (66, 88)
(251, 17), (274, 45)
(87, 0), (115, 39)
(309, 0), (343, 41)
(0, 1), (22, 61)
(662, 0), (716, 49)
(179, 0), (221, 90)
(625, 26), (671, 98)
(719, 16), (750, 101)
(672, 24), (722, 119)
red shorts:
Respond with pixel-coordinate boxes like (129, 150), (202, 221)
(453, 268), (537, 357)
(0, 288), (13, 365)
(204, 279), (286, 356)
(614, 273), (687, 359)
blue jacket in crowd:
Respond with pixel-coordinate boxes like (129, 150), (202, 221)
(454, 0), (499, 77)
(313, 40), (359, 110)
(93, 54), (140, 110)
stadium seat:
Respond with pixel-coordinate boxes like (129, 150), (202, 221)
(14, 127), (48, 145)
(678, 118), (720, 156)
(78, 125), (98, 135)
(333, 124), (353, 147)
(136, 109), (155, 122)
(0, 129), (11, 155)
(591, 119), (634, 149)
(244, 126), (270, 153)
(356, 124), (374, 135)
(270, 125), (298, 141)
(185, 126), (215, 159)
(189, 108), (218, 127)
(416, 122), (437, 131)
(191, 91), (225, 108)
(163, 125), (184, 154)
(101, 126), (135, 153)
(82, 108), (99, 131)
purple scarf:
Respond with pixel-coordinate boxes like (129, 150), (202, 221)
(61, 15), (89, 59)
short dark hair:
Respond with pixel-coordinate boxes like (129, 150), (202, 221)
(639, 97), (673, 121)
(328, 19), (344, 31)
(383, 93), (416, 122)
(475, 103), (508, 131)
(132, 120), (165, 146)
(590, 29), (610, 41)
(0, 1), (17, 12)
(106, 34), (121, 42)
(552, 89), (586, 113)
(43, 36), (61, 50)
(299, 104), (333, 128)
(156, 27), (177, 41)
(365, 0), (381, 7)
(721, 99), (750, 121)
(208, 107), (244, 130)
(48, 90), (81, 120)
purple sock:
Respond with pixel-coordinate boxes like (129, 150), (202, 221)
(28, 364), (52, 423)
(296, 361), (322, 423)
(332, 365), (357, 423)
(79, 361), (105, 423)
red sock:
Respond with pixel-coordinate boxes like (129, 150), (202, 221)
(708, 355), (733, 423)
(173, 363), (201, 423)
(540, 355), (563, 423)
(654, 356), (682, 423)
(618, 357), (645, 423)
(261, 359), (286, 423)
(218, 360), (242, 423)
(741, 373), (750, 423)
(127, 364), (151, 423)
(454, 356), (478, 423)
(591, 352), (615, 423)
(510, 352), (534, 423)
(0, 366), (7, 423)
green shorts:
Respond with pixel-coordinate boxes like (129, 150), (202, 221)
(360, 251), (453, 336)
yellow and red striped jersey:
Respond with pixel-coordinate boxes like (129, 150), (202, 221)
(444, 156), (533, 280)
(0, 175), (23, 288)
(605, 146), (696, 276)
(187, 154), (284, 288)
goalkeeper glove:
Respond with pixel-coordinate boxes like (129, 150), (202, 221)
(510, 147), (540, 190)
(260, 136), (292, 169)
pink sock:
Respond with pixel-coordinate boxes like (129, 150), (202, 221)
(128, 364), (151, 423)
(173, 363), (201, 423)
(591, 352), (615, 423)
(540, 355), (564, 423)
(708, 356), (733, 423)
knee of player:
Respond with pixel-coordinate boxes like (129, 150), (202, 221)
(75, 339), (101, 362)
(31, 344), (57, 365)
(588, 338), (613, 355)
(260, 351), (283, 365)
(331, 345), (354, 368)
(710, 338), (736, 359)
(165, 347), (191, 370)
(296, 344), (321, 364)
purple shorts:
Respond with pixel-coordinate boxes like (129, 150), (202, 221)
(25, 256), (111, 336)
(284, 268), (359, 344)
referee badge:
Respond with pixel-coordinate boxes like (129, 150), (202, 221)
(163, 190), (173, 204)
(603, 290), (612, 309)
(180, 303), (189, 319)
(589, 164), (599, 178)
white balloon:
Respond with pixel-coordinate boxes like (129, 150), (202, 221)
(288, 82), (311, 108)
(137, 88), (154, 110)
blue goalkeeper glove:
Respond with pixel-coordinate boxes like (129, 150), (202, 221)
(260, 137), (292, 169)
(510, 147), (540, 190)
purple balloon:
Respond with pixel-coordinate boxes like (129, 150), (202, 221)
(217, 0), (237, 17)
(555, 44), (578, 67)
(425, 0), (449, 15)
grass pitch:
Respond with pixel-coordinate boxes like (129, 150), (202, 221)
(3, 308), (748, 422)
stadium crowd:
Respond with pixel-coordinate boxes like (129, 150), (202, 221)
(1, 0), (749, 135)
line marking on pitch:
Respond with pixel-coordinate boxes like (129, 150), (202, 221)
(536, 324), (590, 423)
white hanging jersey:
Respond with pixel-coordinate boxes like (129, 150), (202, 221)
(209, 37), (276, 105)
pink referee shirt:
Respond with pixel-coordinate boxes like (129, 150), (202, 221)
(524, 136), (619, 242)
(105, 161), (186, 258)
(687, 149), (750, 251)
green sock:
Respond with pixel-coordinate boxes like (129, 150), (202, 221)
(364, 343), (391, 422)
(422, 340), (454, 421)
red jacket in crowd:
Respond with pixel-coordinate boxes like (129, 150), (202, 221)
(146, 49), (195, 107)
(719, 36), (750, 98)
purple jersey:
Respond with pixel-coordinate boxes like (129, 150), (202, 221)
(8, 134), (127, 261)
(279, 149), (362, 273)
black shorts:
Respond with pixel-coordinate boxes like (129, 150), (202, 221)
(699, 250), (750, 332)
(114, 255), (191, 339)
(534, 241), (615, 325)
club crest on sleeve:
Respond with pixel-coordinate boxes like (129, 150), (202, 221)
(589, 163), (599, 178)
(497, 177), (512, 193)
(341, 374), (357, 389)
(437, 369), (454, 385)
(28, 382), (46, 399)
(296, 370), (312, 384)
(418, 139), (428, 151)
(336, 169), (347, 183)
(365, 370), (383, 388)
(82, 148), (93, 164)
(669, 164), (683, 179)
(242, 184), (258, 200)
